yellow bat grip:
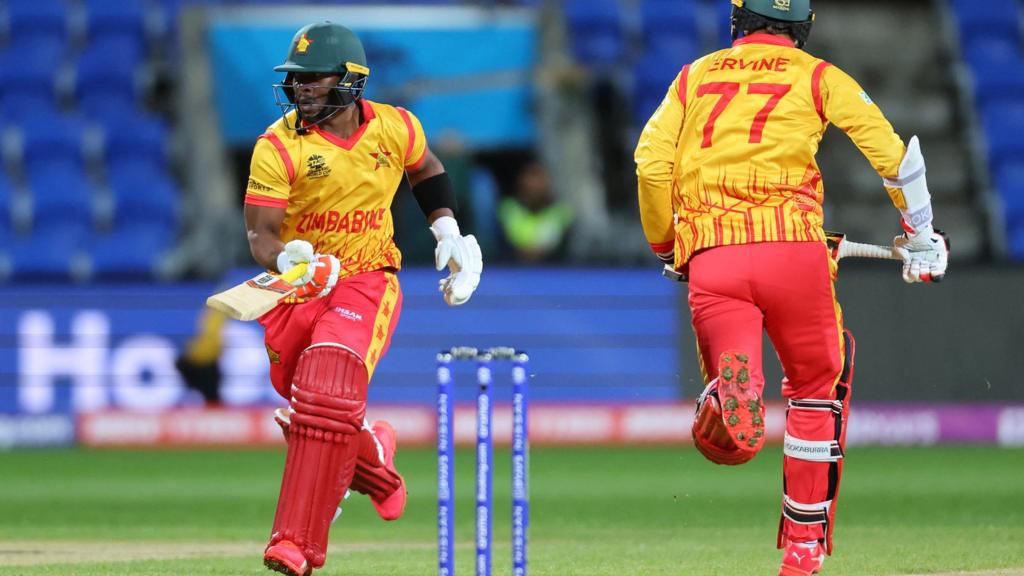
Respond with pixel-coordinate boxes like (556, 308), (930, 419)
(280, 263), (308, 284)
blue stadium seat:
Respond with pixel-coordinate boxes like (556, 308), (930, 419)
(27, 162), (96, 232)
(970, 62), (1024, 109)
(645, 34), (701, 65)
(708, 0), (735, 49)
(963, 36), (1022, 68)
(18, 112), (92, 173)
(642, 0), (700, 55)
(102, 112), (169, 169)
(564, 0), (627, 67)
(0, 93), (61, 123)
(6, 222), (90, 281)
(108, 160), (179, 231)
(4, 0), (69, 46)
(980, 100), (1024, 171)
(0, 37), (65, 115)
(994, 160), (1024, 229)
(78, 90), (138, 124)
(0, 35), (65, 74)
(88, 224), (173, 279)
(948, 0), (1020, 46)
(74, 37), (145, 106)
(632, 49), (687, 124)
(0, 171), (12, 233)
(82, 0), (148, 45)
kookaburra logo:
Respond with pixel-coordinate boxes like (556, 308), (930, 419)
(773, 0), (791, 11)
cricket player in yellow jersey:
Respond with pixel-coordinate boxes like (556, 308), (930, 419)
(244, 22), (482, 576)
(635, 1), (948, 574)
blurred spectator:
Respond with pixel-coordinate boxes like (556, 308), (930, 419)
(174, 307), (226, 405)
(498, 161), (573, 262)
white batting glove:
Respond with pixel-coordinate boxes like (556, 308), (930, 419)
(277, 240), (317, 285)
(430, 216), (482, 306)
(893, 225), (949, 283)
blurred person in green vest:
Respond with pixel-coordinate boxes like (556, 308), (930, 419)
(498, 160), (574, 262)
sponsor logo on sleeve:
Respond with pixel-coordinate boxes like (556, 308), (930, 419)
(247, 178), (275, 193)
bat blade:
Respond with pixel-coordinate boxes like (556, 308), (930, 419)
(206, 264), (307, 321)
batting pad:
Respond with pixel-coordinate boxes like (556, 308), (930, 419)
(269, 344), (368, 569)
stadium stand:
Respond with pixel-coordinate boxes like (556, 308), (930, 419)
(946, 0), (1024, 256)
(0, 0), (1009, 282)
(0, 0), (178, 280)
(948, 0), (1024, 258)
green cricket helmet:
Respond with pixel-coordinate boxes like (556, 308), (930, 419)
(730, 0), (815, 48)
(272, 21), (371, 132)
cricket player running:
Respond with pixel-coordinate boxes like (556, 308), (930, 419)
(244, 22), (482, 576)
(635, 1), (948, 574)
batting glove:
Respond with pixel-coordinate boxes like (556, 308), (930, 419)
(277, 240), (316, 282)
(288, 254), (340, 300)
(430, 216), (482, 306)
(893, 224), (949, 283)
(277, 240), (340, 300)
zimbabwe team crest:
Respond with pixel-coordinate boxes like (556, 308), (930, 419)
(370, 144), (393, 170)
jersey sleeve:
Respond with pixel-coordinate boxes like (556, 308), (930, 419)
(819, 64), (910, 209)
(397, 107), (429, 171)
(635, 67), (687, 253)
(245, 134), (292, 209)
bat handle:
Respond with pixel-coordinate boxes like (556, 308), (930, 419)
(280, 263), (309, 283)
(662, 264), (687, 282)
(837, 240), (901, 261)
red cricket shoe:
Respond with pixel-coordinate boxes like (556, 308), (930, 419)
(716, 351), (766, 455)
(779, 540), (826, 576)
(264, 540), (311, 576)
(368, 420), (407, 521)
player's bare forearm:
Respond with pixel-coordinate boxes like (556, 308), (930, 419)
(244, 204), (287, 271)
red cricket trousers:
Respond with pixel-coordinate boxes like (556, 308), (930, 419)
(259, 269), (402, 399)
(688, 241), (849, 547)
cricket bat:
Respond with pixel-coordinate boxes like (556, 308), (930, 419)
(206, 263), (308, 321)
(662, 232), (900, 282)
(825, 231), (900, 261)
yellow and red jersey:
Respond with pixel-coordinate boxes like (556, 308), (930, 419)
(245, 98), (428, 279)
(636, 33), (910, 269)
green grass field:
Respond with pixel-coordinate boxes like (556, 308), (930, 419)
(0, 446), (1021, 575)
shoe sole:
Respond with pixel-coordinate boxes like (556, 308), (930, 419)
(264, 557), (309, 576)
(717, 352), (765, 455)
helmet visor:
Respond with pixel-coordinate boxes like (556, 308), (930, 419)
(272, 71), (367, 131)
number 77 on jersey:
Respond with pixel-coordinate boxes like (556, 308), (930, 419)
(696, 81), (792, 148)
